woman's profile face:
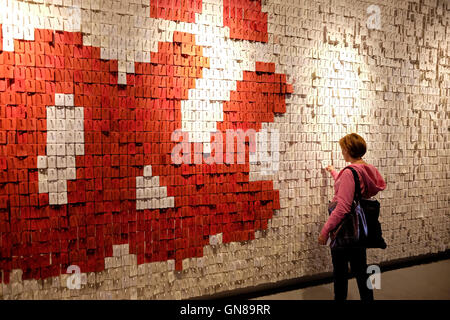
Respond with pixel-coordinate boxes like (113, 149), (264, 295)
(341, 147), (350, 162)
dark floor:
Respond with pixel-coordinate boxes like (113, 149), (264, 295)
(252, 259), (450, 300)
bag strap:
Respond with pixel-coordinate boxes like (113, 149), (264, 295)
(344, 166), (362, 202)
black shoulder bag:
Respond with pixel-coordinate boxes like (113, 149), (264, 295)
(329, 166), (387, 250)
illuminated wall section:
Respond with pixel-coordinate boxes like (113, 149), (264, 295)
(0, 0), (449, 299)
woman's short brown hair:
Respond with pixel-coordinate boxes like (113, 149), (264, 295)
(339, 133), (367, 159)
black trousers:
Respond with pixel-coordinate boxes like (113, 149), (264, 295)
(330, 247), (374, 301)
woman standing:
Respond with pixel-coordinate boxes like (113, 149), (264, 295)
(318, 133), (386, 300)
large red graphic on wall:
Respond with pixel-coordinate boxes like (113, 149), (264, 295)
(0, 0), (292, 283)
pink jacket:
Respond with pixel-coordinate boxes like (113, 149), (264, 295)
(320, 163), (387, 240)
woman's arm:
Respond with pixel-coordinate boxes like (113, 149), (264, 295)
(330, 169), (338, 180)
(320, 169), (355, 239)
(325, 165), (339, 180)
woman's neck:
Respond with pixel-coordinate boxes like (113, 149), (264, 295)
(350, 158), (365, 164)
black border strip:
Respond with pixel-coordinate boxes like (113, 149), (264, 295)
(192, 249), (450, 300)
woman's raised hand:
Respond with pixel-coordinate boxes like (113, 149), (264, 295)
(325, 165), (335, 173)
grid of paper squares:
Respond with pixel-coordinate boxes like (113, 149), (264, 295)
(0, 0), (449, 300)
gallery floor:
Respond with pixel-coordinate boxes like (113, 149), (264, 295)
(252, 259), (450, 300)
